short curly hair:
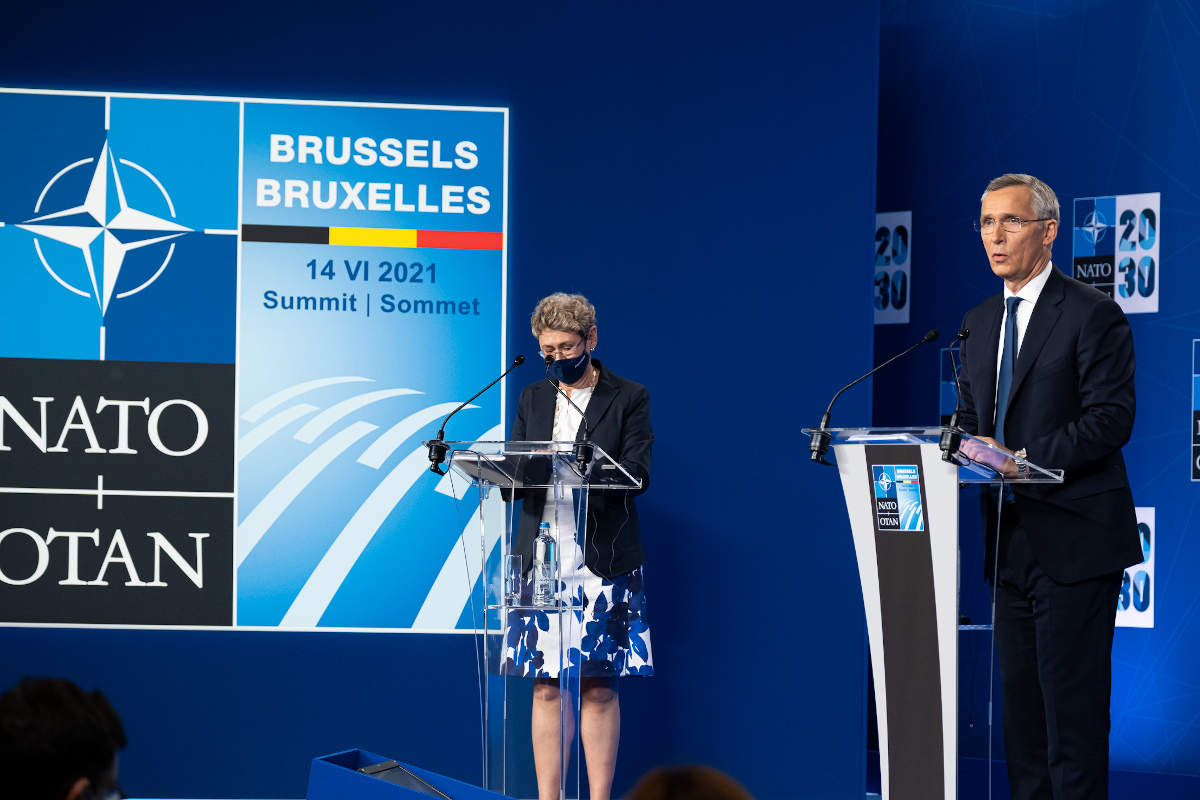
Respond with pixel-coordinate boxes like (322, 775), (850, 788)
(530, 292), (596, 338)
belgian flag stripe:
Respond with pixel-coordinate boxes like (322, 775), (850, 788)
(329, 227), (417, 247)
(416, 230), (504, 250)
(240, 224), (503, 250)
(241, 224), (328, 244)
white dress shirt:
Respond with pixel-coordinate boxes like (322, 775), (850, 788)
(994, 261), (1055, 414)
(540, 383), (594, 530)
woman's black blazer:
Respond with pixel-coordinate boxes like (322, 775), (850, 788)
(510, 359), (652, 579)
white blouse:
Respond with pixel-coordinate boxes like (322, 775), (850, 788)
(540, 382), (595, 532)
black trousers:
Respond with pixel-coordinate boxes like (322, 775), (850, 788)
(993, 510), (1121, 800)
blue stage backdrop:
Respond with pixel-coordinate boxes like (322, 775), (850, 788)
(874, 0), (1200, 780)
(0, 2), (880, 798)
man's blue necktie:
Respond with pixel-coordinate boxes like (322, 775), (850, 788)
(993, 296), (1022, 442)
(992, 297), (1022, 502)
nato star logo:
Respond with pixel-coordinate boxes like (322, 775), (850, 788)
(1078, 208), (1109, 246)
(875, 471), (894, 495)
(15, 139), (191, 318)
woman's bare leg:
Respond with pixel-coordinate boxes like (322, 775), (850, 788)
(579, 678), (620, 800)
(533, 678), (575, 800)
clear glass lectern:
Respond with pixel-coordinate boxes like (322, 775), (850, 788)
(803, 426), (1062, 800)
(439, 440), (642, 800)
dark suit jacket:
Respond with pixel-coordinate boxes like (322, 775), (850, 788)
(510, 359), (653, 579)
(957, 266), (1142, 583)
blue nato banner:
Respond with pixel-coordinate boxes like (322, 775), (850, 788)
(0, 89), (507, 632)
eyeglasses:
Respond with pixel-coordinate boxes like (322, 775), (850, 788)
(974, 216), (1052, 234)
(538, 338), (585, 360)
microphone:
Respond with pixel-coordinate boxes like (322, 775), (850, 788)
(808, 329), (939, 465)
(426, 354), (526, 475)
(939, 329), (971, 461)
(544, 358), (595, 470)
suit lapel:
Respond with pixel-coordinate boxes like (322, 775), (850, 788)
(529, 381), (557, 440)
(976, 297), (1003, 436)
(581, 361), (619, 439)
(534, 360), (619, 441)
(1009, 267), (1065, 403)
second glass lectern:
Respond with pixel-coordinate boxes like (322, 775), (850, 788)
(439, 440), (642, 800)
(806, 427), (1063, 800)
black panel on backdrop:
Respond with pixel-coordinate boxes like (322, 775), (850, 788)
(0, 357), (234, 625)
(0, 357), (234, 491)
(864, 444), (943, 800)
(0, 493), (233, 625)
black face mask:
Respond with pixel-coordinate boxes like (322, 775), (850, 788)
(547, 348), (591, 384)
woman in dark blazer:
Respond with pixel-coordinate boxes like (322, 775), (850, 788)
(505, 292), (653, 800)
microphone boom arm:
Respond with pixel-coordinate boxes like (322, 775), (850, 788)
(809, 329), (939, 465)
(543, 356), (595, 470)
(426, 354), (526, 475)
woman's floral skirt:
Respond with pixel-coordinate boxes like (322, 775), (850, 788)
(500, 564), (654, 679)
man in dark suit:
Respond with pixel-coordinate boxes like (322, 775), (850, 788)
(956, 174), (1142, 800)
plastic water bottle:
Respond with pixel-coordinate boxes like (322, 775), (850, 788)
(532, 522), (556, 607)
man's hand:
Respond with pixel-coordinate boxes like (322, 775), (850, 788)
(959, 435), (1019, 476)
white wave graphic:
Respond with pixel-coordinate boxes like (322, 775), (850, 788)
(280, 445), (431, 627)
(242, 376), (373, 422)
(899, 497), (924, 531)
(435, 459), (469, 499)
(295, 388), (420, 444)
(358, 402), (473, 469)
(411, 501), (487, 629)
(238, 376), (501, 629)
(237, 403), (318, 460)
(236, 420), (378, 567)
(414, 422), (507, 628)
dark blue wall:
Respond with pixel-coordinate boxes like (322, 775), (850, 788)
(874, 0), (1200, 777)
(0, 3), (881, 798)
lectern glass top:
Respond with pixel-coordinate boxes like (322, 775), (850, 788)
(437, 440), (643, 490)
(802, 426), (1064, 484)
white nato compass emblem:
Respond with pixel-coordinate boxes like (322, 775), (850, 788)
(16, 140), (192, 318)
(876, 472), (894, 494)
(1079, 208), (1109, 246)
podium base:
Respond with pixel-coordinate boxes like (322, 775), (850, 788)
(308, 748), (516, 800)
